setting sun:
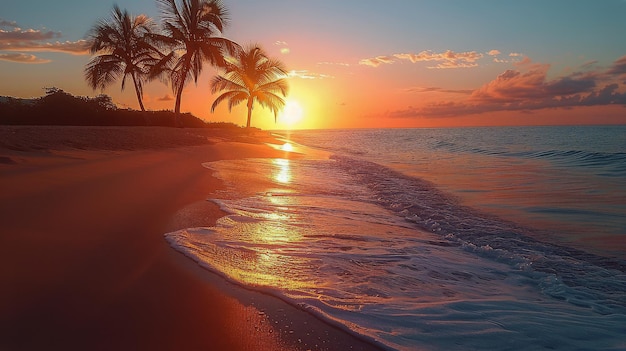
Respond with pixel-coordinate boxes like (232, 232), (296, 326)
(280, 100), (304, 127)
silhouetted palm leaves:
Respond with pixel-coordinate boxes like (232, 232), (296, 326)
(151, 0), (240, 115)
(210, 45), (288, 128)
(85, 5), (159, 111)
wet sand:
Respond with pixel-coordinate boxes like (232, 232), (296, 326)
(0, 126), (382, 351)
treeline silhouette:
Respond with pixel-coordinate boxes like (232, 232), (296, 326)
(0, 88), (238, 128)
(84, 1), (289, 128)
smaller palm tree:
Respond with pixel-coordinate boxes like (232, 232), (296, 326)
(85, 5), (159, 111)
(210, 45), (289, 128)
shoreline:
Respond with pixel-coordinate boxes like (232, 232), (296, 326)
(0, 126), (382, 351)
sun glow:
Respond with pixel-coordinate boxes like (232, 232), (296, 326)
(280, 142), (294, 152)
(280, 99), (304, 127)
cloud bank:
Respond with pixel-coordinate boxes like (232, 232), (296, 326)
(391, 56), (626, 118)
(0, 20), (88, 63)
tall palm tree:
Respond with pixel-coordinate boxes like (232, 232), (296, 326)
(152, 0), (240, 115)
(85, 5), (159, 111)
(210, 45), (289, 128)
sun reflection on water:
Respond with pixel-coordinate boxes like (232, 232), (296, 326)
(281, 142), (294, 152)
(188, 157), (323, 292)
(272, 158), (292, 184)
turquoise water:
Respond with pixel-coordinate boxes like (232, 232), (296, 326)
(167, 126), (626, 350)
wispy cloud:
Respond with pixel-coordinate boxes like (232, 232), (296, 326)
(0, 21), (89, 63)
(0, 19), (19, 29)
(359, 55), (395, 68)
(405, 86), (473, 94)
(157, 94), (174, 102)
(317, 61), (351, 67)
(580, 60), (599, 70)
(485, 51), (525, 64)
(0, 28), (61, 42)
(514, 56), (534, 67)
(388, 55), (626, 118)
(0, 52), (50, 64)
(288, 70), (334, 79)
(274, 40), (290, 55)
(607, 55), (626, 76)
(360, 50), (484, 69)
(0, 40), (89, 54)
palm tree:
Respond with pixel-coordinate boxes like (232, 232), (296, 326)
(85, 5), (159, 111)
(210, 45), (289, 128)
(152, 0), (240, 115)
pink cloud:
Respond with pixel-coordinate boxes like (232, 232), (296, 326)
(388, 56), (626, 118)
(607, 55), (626, 76)
(0, 23), (89, 59)
(471, 64), (555, 102)
(0, 28), (61, 42)
(405, 86), (473, 95)
(0, 52), (50, 63)
(359, 55), (395, 67)
(514, 56), (533, 66)
(0, 40), (89, 55)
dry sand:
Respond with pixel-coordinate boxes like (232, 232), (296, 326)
(0, 126), (382, 351)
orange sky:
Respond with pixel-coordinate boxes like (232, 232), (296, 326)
(1, 1), (626, 129)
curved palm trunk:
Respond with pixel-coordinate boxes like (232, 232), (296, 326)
(131, 73), (146, 112)
(246, 97), (254, 128)
(173, 56), (193, 127)
(174, 79), (184, 115)
(173, 81), (184, 127)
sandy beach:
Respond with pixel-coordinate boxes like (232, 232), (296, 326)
(0, 126), (381, 351)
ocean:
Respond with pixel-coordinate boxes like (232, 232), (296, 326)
(166, 126), (626, 351)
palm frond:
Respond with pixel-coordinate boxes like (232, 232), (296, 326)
(257, 78), (289, 97)
(211, 90), (247, 112)
(209, 43), (289, 126)
(85, 5), (157, 110)
(155, 0), (233, 113)
(210, 75), (245, 94)
(199, 0), (229, 32)
(254, 91), (286, 122)
(84, 56), (124, 90)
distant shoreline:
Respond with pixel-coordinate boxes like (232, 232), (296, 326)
(0, 89), (235, 128)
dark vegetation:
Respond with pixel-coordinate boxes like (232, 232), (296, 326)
(0, 0), (289, 129)
(0, 88), (239, 129)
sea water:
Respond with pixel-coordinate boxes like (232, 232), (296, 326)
(166, 126), (626, 350)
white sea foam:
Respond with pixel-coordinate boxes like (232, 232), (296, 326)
(166, 145), (626, 351)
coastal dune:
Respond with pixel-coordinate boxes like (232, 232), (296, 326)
(0, 126), (381, 351)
